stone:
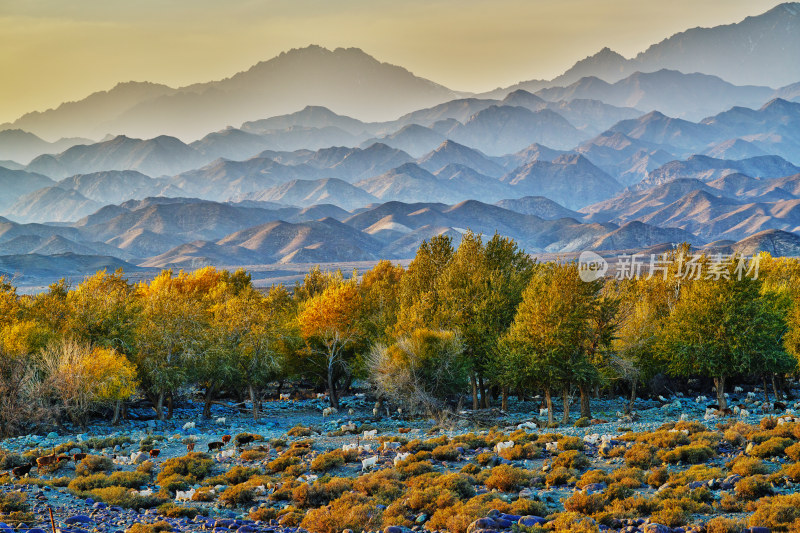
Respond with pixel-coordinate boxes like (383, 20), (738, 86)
(642, 524), (671, 533)
(517, 517), (546, 527)
(130, 451), (149, 464)
(384, 527), (403, 533)
(467, 518), (497, 533)
(65, 516), (93, 525)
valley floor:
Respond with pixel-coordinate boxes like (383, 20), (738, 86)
(1, 390), (797, 533)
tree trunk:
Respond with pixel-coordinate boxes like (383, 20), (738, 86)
(772, 374), (782, 402)
(249, 385), (260, 419)
(627, 380), (637, 415)
(501, 387), (508, 412)
(561, 385), (570, 425)
(471, 374), (478, 410)
(112, 400), (121, 425)
(155, 392), (164, 421)
(167, 393), (174, 419)
(327, 364), (339, 409)
(545, 388), (554, 425)
(714, 376), (727, 411)
(203, 384), (216, 419)
(478, 374), (487, 409)
(579, 383), (592, 419)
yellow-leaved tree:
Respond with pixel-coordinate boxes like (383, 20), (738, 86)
(40, 339), (138, 426)
(298, 280), (362, 408)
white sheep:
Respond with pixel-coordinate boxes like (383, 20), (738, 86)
(363, 429), (377, 439)
(734, 386), (744, 393)
(394, 452), (411, 465)
(341, 423), (356, 432)
(215, 417), (226, 425)
(175, 488), (196, 501)
(182, 422), (196, 430)
(279, 393), (290, 401)
(545, 442), (558, 452)
(739, 409), (750, 418)
(361, 456), (378, 470)
(322, 407), (338, 417)
(494, 441), (514, 453)
(343, 443), (358, 452)
(539, 407), (548, 417)
(383, 441), (401, 451)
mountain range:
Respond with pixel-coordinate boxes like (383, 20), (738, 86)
(2, 3), (800, 285)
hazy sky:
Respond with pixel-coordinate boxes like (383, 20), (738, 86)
(0, 0), (784, 124)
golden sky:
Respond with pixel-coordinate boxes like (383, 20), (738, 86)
(0, 0), (784, 124)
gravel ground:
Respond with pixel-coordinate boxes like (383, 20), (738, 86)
(0, 388), (796, 533)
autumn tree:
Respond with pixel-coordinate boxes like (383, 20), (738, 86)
(134, 268), (216, 419)
(39, 339), (138, 426)
(657, 255), (787, 410)
(298, 280), (363, 408)
(359, 260), (405, 346)
(210, 284), (298, 419)
(68, 269), (140, 353)
(501, 262), (609, 424)
(368, 328), (468, 416)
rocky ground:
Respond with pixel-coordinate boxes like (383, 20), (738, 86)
(1, 388), (798, 533)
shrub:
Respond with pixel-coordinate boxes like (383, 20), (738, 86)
(0, 491), (28, 513)
(287, 425), (313, 437)
(750, 437), (793, 458)
(558, 436), (584, 451)
(157, 453), (213, 484)
(461, 463), (481, 475)
(311, 450), (345, 472)
(91, 486), (165, 508)
(498, 443), (540, 461)
(240, 449), (268, 462)
(484, 464), (529, 492)
(427, 495), (510, 533)
(126, 521), (172, 533)
(545, 466), (576, 487)
(431, 444), (461, 461)
(206, 465), (261, 486)
(649, 506), (688, 528)
(730, 456), (769, 477)
(563, 491), (608, 515)
(293, 477), (353, 508)
(191, 486), (216, 502)
(76, 455), (114, 476)
(156, 503), (199, 519)
(395, 459), (433, 479)
(219, 484), (256, 507)
(576, 469), (609, 489)
(781, 462), (800, 482)
(267, 455), (300, 474)
(553, 450), (591, 470)
(300, 492), (383, 533)
(735, 475), (773, 500)
(509, 498), (547, 517)
(705, 517), (745, 533)
(68, 471), (149, 492)
(367, 328), (469, 415)
(659, 444), (715, 464)
(624, 443), (656, 469)
(724, 429), (746, 447)
(0, 453), (26, 469)
(748, 493), (800, 530)
(546, 511), (601, 533)
(717, 492), (743, 513)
